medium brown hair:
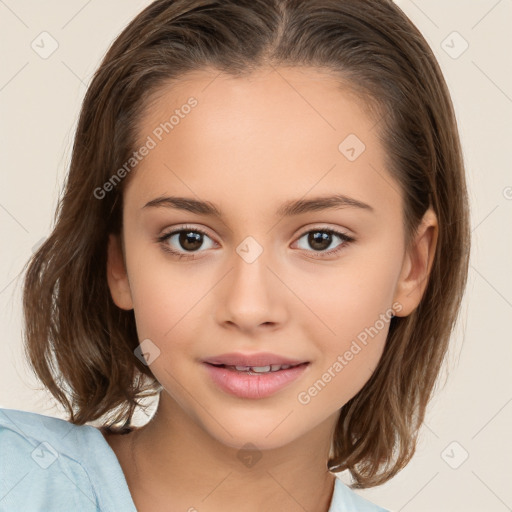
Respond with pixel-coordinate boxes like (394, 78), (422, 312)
(22, 0), (470, 488)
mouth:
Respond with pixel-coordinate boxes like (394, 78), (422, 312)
(202, 361), (311, 399)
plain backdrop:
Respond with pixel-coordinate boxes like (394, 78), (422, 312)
(1, 1), (511, 511)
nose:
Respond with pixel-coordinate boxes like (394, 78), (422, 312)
(214, 242), (287, 333)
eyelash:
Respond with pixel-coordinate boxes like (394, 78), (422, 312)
(156, 224), (355, 260)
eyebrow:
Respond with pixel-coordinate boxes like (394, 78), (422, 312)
(142, 194), (374, 217)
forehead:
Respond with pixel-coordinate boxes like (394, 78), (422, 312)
(125, 66), (399, 219)
(137, 66), (378, 150)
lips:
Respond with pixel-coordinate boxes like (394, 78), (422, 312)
(202, 352), (309, 368)
(203, 360), (310, 399)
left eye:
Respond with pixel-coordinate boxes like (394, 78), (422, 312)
(294, 228), (354, 256)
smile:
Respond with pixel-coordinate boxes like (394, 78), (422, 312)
(203, 362), (310, 399)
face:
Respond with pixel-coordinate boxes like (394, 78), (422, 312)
(107, 66), (437, 451)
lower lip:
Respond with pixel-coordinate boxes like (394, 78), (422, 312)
(203, 363), (310, 399)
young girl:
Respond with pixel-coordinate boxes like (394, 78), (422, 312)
(0, 0), (470, 511)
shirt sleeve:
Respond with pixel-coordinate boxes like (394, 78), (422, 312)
(0, 412), (100, 512)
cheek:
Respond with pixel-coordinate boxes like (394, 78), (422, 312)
(298, 246), (401, 339)
(124, 243), (202, 340)
(293, 245), (402, 407)
(131, 275), (203, 342)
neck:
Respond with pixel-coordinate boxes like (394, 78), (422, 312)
(110, 392), (338, 512)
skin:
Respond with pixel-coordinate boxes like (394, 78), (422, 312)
(104, 66), (438, 512)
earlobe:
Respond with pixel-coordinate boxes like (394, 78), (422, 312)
(106, 233), (134, 310)
(393, 208), (438, 317)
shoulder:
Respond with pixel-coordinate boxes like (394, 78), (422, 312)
(0, 407), (130, 512)
(0, 406), (100, 456)
(330, 476), (392, 512)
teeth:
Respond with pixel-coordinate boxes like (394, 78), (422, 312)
(251, 365), (271, 373)
(230, 364), (295, 373)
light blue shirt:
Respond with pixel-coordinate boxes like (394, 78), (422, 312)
(0, 407), (390, 511)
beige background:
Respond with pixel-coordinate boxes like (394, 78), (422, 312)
(1, 1), (511, 511)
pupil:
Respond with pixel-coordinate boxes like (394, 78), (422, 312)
(180, 231), (202, 251)
(309, 231), (331, 251)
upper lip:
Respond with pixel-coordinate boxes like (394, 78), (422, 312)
(202, 352), (309, 367)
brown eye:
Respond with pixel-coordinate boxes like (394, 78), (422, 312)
(158, 226), (216, 258)
(177, 231), (204, 251)
(308, 231), (333, 251)
(295, 228), (355, 257)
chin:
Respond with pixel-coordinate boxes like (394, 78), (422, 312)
(203, 415), (304, 452)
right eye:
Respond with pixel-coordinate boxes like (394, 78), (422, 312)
(157, 225), (217, 259)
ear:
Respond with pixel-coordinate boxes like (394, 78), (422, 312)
(393, 208), (438, 317)
(106, 233), (134, 310)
